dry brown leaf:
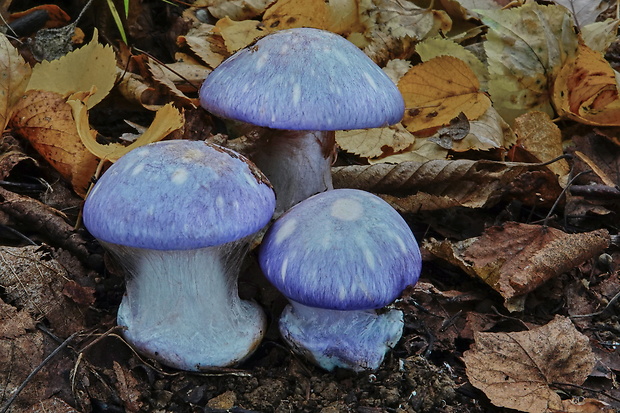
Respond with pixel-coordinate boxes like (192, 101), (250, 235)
(452, 106), (515, 152)
(336, 123), (416, 158)
(178, 24), (228, 70)
(332, 159), (561, 210)
(559, 398), (616, 413)
(366, 0), (452, 41)
(373, 137), (449, 163)
(9, 90), (98, 196)
(146, 58), (203, 107)
(552, 43), (620, 126)
(113, 362), (144, 412)
(0, 33), (31, 132)
(399, 56), (491, 134)
(0, 245), (89, 337)
(513, 111), (569, 185)
(215, 17), (267, 53)
(424, 223), (610, 310)
(202, 0), (275, 20)
(70, 100), (184, 162)
(115, 68), (158, 108)
(26, 29), (117, 109)
(463, 316), (596, 413)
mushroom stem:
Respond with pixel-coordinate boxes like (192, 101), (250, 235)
(106, 239), (265, 371)
(251, 130), (335, 213)
(280, 301), (404, 372)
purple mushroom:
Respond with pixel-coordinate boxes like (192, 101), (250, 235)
(258, 189), (421, 371)
(199, 28), (405, 212)
(83, 140), (276, 370)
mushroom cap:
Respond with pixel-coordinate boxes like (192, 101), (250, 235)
(199, 28), (405, 131)
(258, 189), (421, 310)
(83, 140), (276, 250)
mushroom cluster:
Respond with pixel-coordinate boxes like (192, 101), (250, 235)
(200, 28), (405, 212)
(83, 140), (276, 370)
(259, 189), (422, 371)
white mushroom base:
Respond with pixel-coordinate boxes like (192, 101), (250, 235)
(279, 301), (404, 372)
(108, 242), (266, 371)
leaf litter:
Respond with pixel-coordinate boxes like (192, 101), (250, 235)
(0, 0), (619, 412)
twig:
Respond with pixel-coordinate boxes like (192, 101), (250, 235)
(543, 170), (592, 228)
(570, 289), (620, 318)
(0, 331), (80, 413)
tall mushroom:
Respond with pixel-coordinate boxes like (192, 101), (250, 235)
(83, 140), (276, 370)
(258, 189), (421, 371)
(199, 28), (405, 212)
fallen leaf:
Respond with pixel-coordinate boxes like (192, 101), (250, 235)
(382, 59), (412, 84)
(513, 111), (570, 186)
(9, 90), (98, 196)
(481, 2), (578, 122)
(552, 43), (620, 126)
(463, 316), (596, 413)
(451, 106), (515, 152)
(398, 56), (491, 134)
(113, 362), (143, 413)
(554, 0), (606, 28)
(415, 37), (489, 90)
(26, 29), (117, 109)
(366, 0), (452, 41)
(263, 0), (329, 30)
(559, 398), (616, 413)
(146, 58), (203, 107)
(332, 159), (561, 210)
(581, 19), (620, 53)
(179, 24), (228, 69)
(0, 33), (32, 131)
(9, 4), (71, 28)
(335, 123), (416, 158)
(203, 0), (275, 20)
(424, 223), (611, 310)
(70, 100), (184, 162)
(215, 16), (267, 53)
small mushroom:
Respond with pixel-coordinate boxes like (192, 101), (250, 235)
(83, 140), (276, 370)
(258, 189), (421, 371)
(200, 28), (404, 212)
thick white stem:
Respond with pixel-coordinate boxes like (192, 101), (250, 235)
(280, 301), (404, 372)
(105, 240), (265, 370)
(251, 130), (335, 213)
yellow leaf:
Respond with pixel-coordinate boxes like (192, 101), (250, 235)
(69, 101), (184, 162)
(0, 33), (31, 131)
(581, 19), (619, 53)
(398, 56), (491, 134)
(26, 29), (117, 109)
(215, 17), (267, 53)
(179, 25), (228, 69)
(552, 43), (620, 126)
(336, 123), (416, 159)
(263, 0), (330, 31)
(480, 2), (578, 123)
(9, 90), (98, 196)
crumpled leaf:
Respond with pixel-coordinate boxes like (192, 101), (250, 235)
(451, 106), (515, 152)
(146, 58), (206, 107)
(373, 137), (449, 163)
(424, 222), (610, 310)
(178, 24), (228, 70)
(216, 17), (267, 53)
(365, 0), (452, 40)
(480, 2), (578, 122)
(332, 159), (561, 210)
(463, 315), (597, 413)
(513, 111), (569, 185)
(336, 123), (416, 158)
(263, 0), (330, 31)
(0, 33), (31, 132)
(26, 29), (117, 109)
(399, 56), (491, 134)
(70, 100), (184, 162)
(9, 90), (98, 196)
(552, 43), (620, 126)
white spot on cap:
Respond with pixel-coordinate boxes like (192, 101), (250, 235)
(280, 258), (288, 283)
(280, 44), (289, 54)
(364, 248), (376, 270)
(275, 218), (297, 245)
(363, 72), (378, 91)
(256, 52), (269, 70)
(171, 168), (188, 185)
(292, 83), (301, 106)
(216, 195), (225, 209)
(331, 198), (363, 221)
(388, 231), (408, 253)
(132, 163), (145, 176)
(339, 286), (347, 301)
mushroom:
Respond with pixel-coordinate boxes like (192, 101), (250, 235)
(199, 28), (405, 212)
(83, 140), (276, 370)
(258, 189), (421, 371)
